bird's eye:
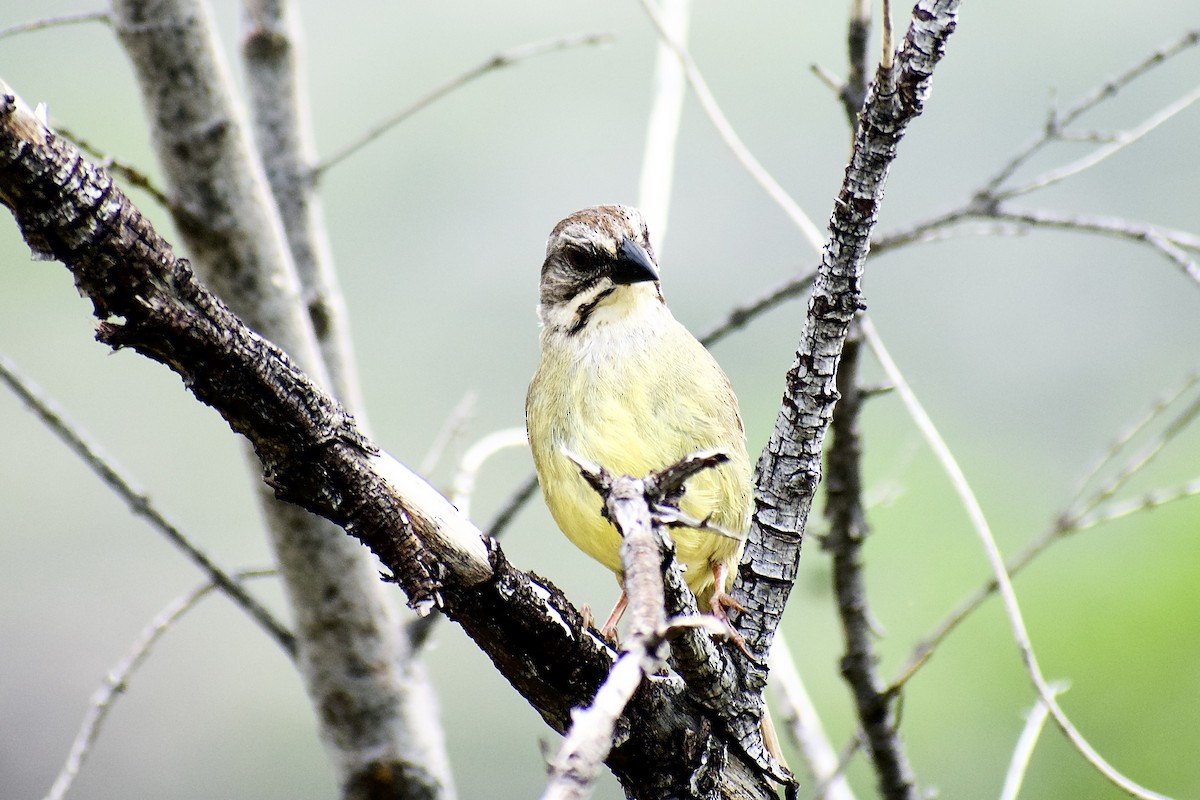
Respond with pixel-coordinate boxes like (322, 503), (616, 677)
(564, 247), (606, 273)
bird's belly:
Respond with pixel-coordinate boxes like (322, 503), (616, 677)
(529, 340), (746, 593)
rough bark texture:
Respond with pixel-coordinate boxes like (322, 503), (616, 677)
(732, 0), (961, 709)
(0, 2), (961, 795)
(0, 89), (779, 800)
(824, 325), (917, 799)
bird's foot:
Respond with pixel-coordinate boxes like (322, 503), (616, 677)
(710, 590), (752, 658)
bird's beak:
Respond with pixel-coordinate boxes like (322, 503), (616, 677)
(611, 237), (660, 285)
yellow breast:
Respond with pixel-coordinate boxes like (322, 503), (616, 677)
(526, 290), (750, 605)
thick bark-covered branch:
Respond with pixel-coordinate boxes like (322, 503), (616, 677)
(0, 84), (782, 800)
(733, 0), (961, 691)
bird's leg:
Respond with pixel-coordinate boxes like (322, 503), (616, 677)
(707, 561), (746, 619)
(598, 591), (628, 646)
(707, 565), (789, 767)
(708, 562), (751, 657)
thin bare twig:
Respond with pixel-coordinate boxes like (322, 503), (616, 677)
(1075, 477), (1200, 531)
(896, 503), (1146, 696)
(890, 366), (1200, 695)
(703, 33), (1200, 358)
(637, 0), (826, 251)
(43, 569), (279, 800)
(0, 353), (295, 655)
(998, 83), (1200, 201)
(982, 28), (1200, 195)
(0, 10), (108, 41)
(1065, 391), (1200, 523)
(771, 632), (857, 800)
(314, 33), (612, 179)
(999, 683), (1068, 800)
(812, 62), (847, 97)
(419, 391), (477, 476)
(485, 472), (540, 539)
(875, 202), (1200, 289)
(861, 317), (1170, 800)
(859, 32), (1200, 298)
(814, 735), (865, 800)
(540, 458), (678, 800)
(450, 427), (529, 520)
(1067, 370), (1200, 509)
(698, 268), (817, 346)
(986, 206), (1200, 286)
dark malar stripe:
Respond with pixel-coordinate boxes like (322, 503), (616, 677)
(568, 287), (615, 336)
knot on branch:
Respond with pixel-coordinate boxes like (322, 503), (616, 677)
(567, 447), (733, 535)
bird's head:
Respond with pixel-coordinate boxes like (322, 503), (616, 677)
(538, 205), (663, 335)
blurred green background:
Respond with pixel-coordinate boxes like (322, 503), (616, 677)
(2, 2), (1198, 799)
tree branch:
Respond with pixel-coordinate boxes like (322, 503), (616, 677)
(313, 33), (612, 180)
(636, 0), (691, 253)
(0, 10), (108, 42)
(108, 2), (460, 795)
(242, 0), (369, 417)
(0, 79), (783, 800)
(862, 317), (1171, 800)
(44, 569), (278, 800)
(823, 322), (916, 799)
(0, 352), (294, 655)
(542, 458), (676, 800)
(734, 0), (962, 707)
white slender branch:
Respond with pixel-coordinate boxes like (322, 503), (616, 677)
(637, 0), (826, 252)
(861, 316), (1170, 800)
(982, 28), (1200, 194)
(43, 569), (278, 800)
(0, 352), (294, 653)
(314, 33), (612, 179)
(419, 391), (478, 476)
(450, 427), (529, 520)
(1066, 392), (1200, 522)
(771, 632), (857, 800)
(998, 83), (1200, 201)
(986, 207), (1200, 287)
(1067, 370), (1200, 511)
(998, 683), (1068, 800)
(242, 0), (369, 418)
(637, 0), (691, 254)
(1075, 477), (1200, 531)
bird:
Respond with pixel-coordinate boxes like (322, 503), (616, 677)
(525, 204), (752, 641)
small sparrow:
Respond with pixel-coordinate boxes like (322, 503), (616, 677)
(525, 205), (751, 639)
